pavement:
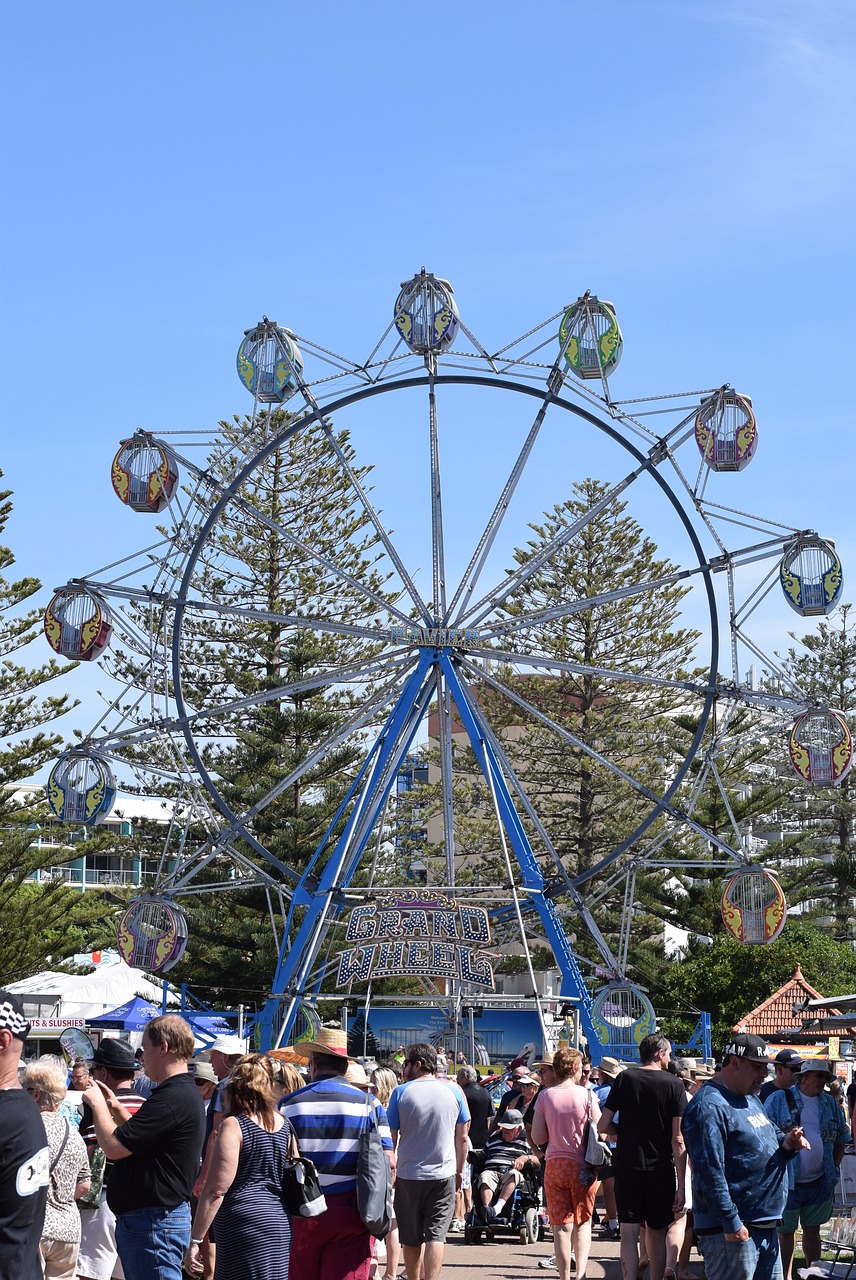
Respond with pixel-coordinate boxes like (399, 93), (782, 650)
(389, 1231), (708, 1279)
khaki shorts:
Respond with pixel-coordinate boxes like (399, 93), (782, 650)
(394, 1176), (456, 1245)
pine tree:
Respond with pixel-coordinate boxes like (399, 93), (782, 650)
(773, 604), (856, 939)
(0, 472), (113, 979)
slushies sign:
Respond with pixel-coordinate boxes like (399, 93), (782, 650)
(336, 891), (494, 990)
(389, 626), (483, 647)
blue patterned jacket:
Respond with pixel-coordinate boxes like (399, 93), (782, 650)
(764, 1084), (850, 1200)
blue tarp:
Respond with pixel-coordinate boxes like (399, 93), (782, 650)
(88, 998), (233, 1036)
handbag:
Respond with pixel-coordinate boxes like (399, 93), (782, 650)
(78, 1143), (107, 1211)
(281, 1128), (327, 1219)
(583, 1094), (611, 1168)
(356, 1101), (392, 1238)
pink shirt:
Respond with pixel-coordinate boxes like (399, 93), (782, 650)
(532, 1082), (598, 1164)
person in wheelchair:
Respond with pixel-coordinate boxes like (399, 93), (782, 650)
(474, 1109), (541, 1223)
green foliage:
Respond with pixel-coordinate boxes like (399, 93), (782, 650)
(0, 472), (114, 980)
(658, 918), (856, 1049)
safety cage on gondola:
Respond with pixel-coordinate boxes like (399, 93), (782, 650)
(111, 437), (179, 513)
(558, 294), (623, 380)
(393, 268), (460, 354)
(237, 318), (304, 403)
(590, 981), (657, 1055)
(46, 750), (117, 826)
(43, 586), (112, 661)
(720, 866), (787, 945)
(780, 536), (843, 617)
(788, 708), (853, 786)
(117, 895), (189, 973)
(694, 387), (758, 472)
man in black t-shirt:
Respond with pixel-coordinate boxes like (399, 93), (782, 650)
(0, 990), (49, 1280)
(457, 1066), (494, 1147)
(598, 1032), (687, 1280)
(82, 1014), (205, 1280)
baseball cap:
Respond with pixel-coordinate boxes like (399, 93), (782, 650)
(0, 990), (30, 1041)
(208, 1035), (247, 1057)
(774, 1049), (804, 1069)
(498, 1109), (525, 1128)
(724, 1034), (770, 1063)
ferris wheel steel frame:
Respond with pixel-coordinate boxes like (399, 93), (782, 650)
(42, 276), (848, 1060)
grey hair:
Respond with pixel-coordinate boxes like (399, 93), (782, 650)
(22, 1059), (67, 1110)
(457, 1065), (478, 1085)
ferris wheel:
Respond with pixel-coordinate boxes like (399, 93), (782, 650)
(43, 271), (851, 1058)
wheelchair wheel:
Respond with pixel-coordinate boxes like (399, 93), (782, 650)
(525, 1207), (540, 1244)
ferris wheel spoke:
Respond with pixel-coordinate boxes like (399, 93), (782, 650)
(320, 423), (432, 624)
(468, 645), (712, 698)
(227, 657), (419, 832)
(445, 390), (555, 623)
(217, 489), (414, 628)
(173, 647), (415, 731)
(457, 654), (739, 878)
(180, 598), (393, 645)
(454, 459), (655, 630)
(428, 373), (447, 616)
(476, 560), (712, 640)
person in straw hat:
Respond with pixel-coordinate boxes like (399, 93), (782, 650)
(592, 1057), (625, 1242)
(279, 1027), (394, 1280)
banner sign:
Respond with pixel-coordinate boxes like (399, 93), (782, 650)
(30, 1018), (87, 1031)
(337, 891), (494, 990)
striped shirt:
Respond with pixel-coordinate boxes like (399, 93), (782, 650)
(279, 1077), (392, 1194)
(482, 1129), (533, 1172)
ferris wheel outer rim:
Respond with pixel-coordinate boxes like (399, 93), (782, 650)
(167, 371), (720, 886)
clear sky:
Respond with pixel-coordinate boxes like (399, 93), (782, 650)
(1, 0), (854, 745)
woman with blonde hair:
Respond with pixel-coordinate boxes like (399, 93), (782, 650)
(531, 1046), (599, 1280)
(268, 1058), (303, 1101)
(186, 1054), (293, 1280)
(22, 1058), (90, 1279)
(370, 1066), (400, 1280)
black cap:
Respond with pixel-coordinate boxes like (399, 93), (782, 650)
(0, 990), (30, 1041)
(774, 1048), (804, 1069)
(724, 1033), (770, 1063)
(91, 1038), (137, 1072)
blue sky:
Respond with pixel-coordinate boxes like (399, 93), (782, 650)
(2, 0), (854, 746)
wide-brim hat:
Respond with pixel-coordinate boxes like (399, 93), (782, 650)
(798, 1059), (833, 1079)
(299, 1027), (352, 1059)
(345, 1061), (369, 1088)
(532, 1051), (554, 1068)
(598, 1056), (626, 1080)
(190, 1060), (218, 1084)
(693, 1064), (716, 1079)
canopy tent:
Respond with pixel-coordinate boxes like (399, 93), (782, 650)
(7, 958), (179, 1020)
(88, 996), (162, 1030)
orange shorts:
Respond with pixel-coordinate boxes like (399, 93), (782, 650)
(543, 1158), (597, 1227)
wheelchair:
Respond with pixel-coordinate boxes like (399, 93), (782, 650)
(463, 1149), (546, 1245)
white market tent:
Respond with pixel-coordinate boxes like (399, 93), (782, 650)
(7, 957), (179, 1020)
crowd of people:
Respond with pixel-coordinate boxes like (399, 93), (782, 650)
(2, 987), (854, 1280)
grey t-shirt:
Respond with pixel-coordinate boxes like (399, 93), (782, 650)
(386, 1078), (469, 1180)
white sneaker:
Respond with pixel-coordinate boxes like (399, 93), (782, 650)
(449, 1219), (464, 1233)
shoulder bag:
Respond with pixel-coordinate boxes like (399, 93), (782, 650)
(356, 1100), (392, 1238)
(281, 1125), (327, 1219)
(583, 1093), (612, 1168)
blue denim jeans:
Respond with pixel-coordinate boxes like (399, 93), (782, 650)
(697, 1227), (783, 1280)
(115, 1202), (191, 1280)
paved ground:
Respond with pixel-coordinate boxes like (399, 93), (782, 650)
(387, 1232), (710, 1279)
